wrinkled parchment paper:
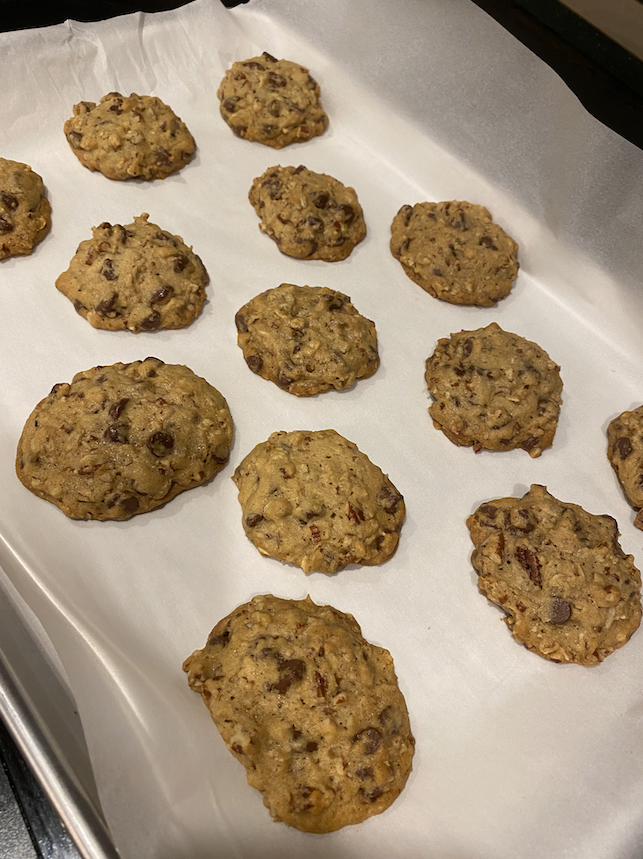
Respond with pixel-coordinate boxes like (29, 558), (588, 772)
(1, 1), (643, 856)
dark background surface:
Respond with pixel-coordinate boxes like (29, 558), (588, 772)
(1, 0), (642, 856)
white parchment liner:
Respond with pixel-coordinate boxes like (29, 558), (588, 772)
(1, 1), (643, 856)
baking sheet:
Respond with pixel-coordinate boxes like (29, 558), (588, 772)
(1, 0), (643, 857)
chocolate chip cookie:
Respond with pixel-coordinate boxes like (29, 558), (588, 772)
(64, 93), (196, 180)
(0, 158), (51, 259)
(56, 214), (208, 333)
(232, 430), (405, 574)
(467, 484), (642, 664)
(390, 201), (519, 306)
(218, 52), (328, 148)
(248, 166), (366, 262)
(607, 405), (643, 530)
(16, 359), (233, 520)
(183, 594), (415, 832)
(235, 283), (379, 396)
(425, 322), (563, 457)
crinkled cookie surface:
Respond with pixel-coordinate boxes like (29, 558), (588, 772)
(467, 484), (642, 664)
(16, 359), (233, 520)
(183, 594), (415, 832)
(390, 201), (519, 306)
(56, 214), (208, 332)
(235, 283), (379, 395)
(218, 52), (328, 148)
(233, 430), (405, 574)
(0, 158), (51, 259)
(425, 322), (562, 457)
(63, 92), (195, 180)
(249, 165), (366, 261)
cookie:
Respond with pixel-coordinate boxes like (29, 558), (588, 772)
(183, 594), (415, 832)
(63, 93), (196, 180)
(16, 359), (233, 520)
(218, 52), (328, 148)
(232, 430), (405, 574)
(0, 158), (51, 259)
(425, 322), (563, 457)
(248, 165), (366, 262)
(467, 484), (642, 664)
(390, 201), (519, 306)
(607, 405), (643, 530)
(55, 214), (208, 333)
(235, 283), (379, 396)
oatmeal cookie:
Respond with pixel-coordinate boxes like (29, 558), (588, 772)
(218, 52), (328, 147)
(467, 484), (641, 664)
(235, 283), (379, 395)
(607, 404), (643, 530)
(0, 158), (51, 259)
(16, 359), (233, 520)
(248, 165), (366, 262)
(232, 430), (405, 574)
(390, 201), (519, 306)
(56, 214), (208, 332)
(63, 92), (195, 180)
(183, 594), (415, 832)
(425, 322), (563, 457)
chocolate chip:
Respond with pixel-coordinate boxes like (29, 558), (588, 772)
(103, 424), (127, 443)
(277, 372), (295, 389)
(173, 255), (189, 273)
(262, 52), (278, 63)
(67, 130), (83, 145)
(269, 659), (306, 693)
(514, 546), (542, 587)
(550, 597), (572, 624)
(432, 268), (443, 277)
(353, 727), (381, 754)
(73, 299), (86, 313)
(120, 496), (139, 513)
(140, 311), (161, 331)
(479, 235), (498, 250)
(109, 398), (129, 419)
(243, 61), (265, 70)
(0, 216), (14, 233)
(478, 504), (497, 519)
(359, 786), (384, 803)
(1, 193), (18, 211)
(616, 437), (633, 460)
(222, 96), (240, 113)
(267, 99), (282, 117)
(377, 485), (403, 514)
(338, 204), (355, 224)
(208, 630), (230, 647)
(246, 355), (263, 374)
(245, 514), (264, 527)
(95, 293), (117, 315)
(147, 431), (174, 457)
(463, 337), (473, 356)
(305, 741), (318, 752)
(313, 192), (329, 209)
(235, 313), (249, 333)
(151, 285), (174, 305)
(305, 215), (323, 229)
(101, 259), (116, 281)
(267, 72), (287, 88)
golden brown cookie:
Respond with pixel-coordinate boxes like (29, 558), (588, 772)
(16, 359), (233, 520)
(218, 52), (328, 147)
(0, 158), (51, 259)
(425, 322), (563, 457)
(607, 404), (643, 530)
(56, 214), (208, 332)
(235, 283), (379, 395)
(390, 201), (519, 306)
(248, 165), (366, 262)
(467, 484), (642, 664)
(63, 93), (195, 180)
(232, 430), (405, 574)
(183, 594), (415, 832)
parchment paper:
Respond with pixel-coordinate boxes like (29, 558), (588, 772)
(1, 1), (643, 857)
